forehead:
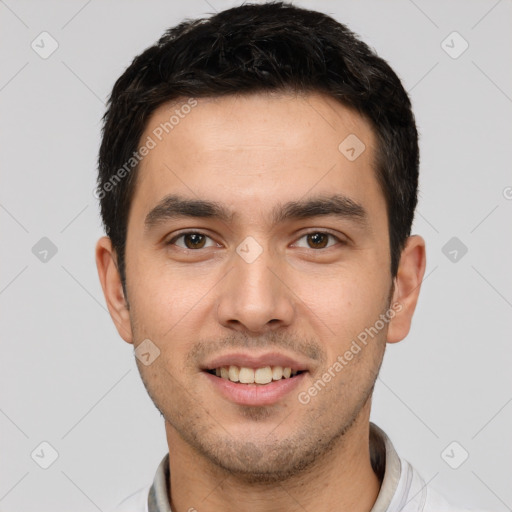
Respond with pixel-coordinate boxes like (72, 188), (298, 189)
(129, 91), (384, 226)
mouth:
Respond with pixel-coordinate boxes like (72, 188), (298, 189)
(204, 365), (306, 385)
(201, 352), (310, 406)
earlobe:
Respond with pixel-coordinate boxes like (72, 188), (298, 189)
(95, 236), (134, 344)
(386, 235), (427, 344)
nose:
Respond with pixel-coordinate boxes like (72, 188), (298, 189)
(216, 245), (296, 334)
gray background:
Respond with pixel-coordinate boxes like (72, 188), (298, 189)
(1, 0), (511, 510)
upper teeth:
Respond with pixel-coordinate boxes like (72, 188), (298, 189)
(214, 365), (297, 384)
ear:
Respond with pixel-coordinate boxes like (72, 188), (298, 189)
(387, 235), (426, 344)
(95, 236), (133, 344)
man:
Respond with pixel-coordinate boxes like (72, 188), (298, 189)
(95, 2), (484, 511)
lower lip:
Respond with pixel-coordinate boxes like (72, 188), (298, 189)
(203, 371), (307, 406)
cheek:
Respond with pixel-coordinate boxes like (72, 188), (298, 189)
(126, 260), (178, 330)
(125, 236), (234, 365)
(293, 263), (390, 351)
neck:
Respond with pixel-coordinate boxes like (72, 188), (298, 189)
(165, 404), (382, 512)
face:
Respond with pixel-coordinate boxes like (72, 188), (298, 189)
(97, 91), (424, 482)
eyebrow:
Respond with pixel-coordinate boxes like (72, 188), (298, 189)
(144, 193), (368, 230)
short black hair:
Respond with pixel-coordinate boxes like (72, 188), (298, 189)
(98, 1), (419, 288)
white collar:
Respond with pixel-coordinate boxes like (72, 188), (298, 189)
(147, 422), (401, 512)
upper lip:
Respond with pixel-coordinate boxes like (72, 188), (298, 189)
(201, 351), (311, 372)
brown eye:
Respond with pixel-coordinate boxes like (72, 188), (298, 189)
(293, 231), (346, 251)
(183, 233), (206, 249)
(307, 232), (329, 249)
(169, 232), (216, 250)
(292, 231), (341, 250)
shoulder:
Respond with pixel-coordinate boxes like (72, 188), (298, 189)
(396, 458), (493, 512)
(423, 485), (494, 512)
(109, 485), (150, 512)
(371, 424), (493, 512)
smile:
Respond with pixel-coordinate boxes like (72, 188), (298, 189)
(206, 365), (304, 385)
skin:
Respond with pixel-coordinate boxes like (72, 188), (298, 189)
(96, 91), (426, 512)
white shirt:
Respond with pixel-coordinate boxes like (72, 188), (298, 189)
(111, 423), (489, 512)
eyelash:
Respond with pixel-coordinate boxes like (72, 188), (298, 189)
(166, 230), (344, 250)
